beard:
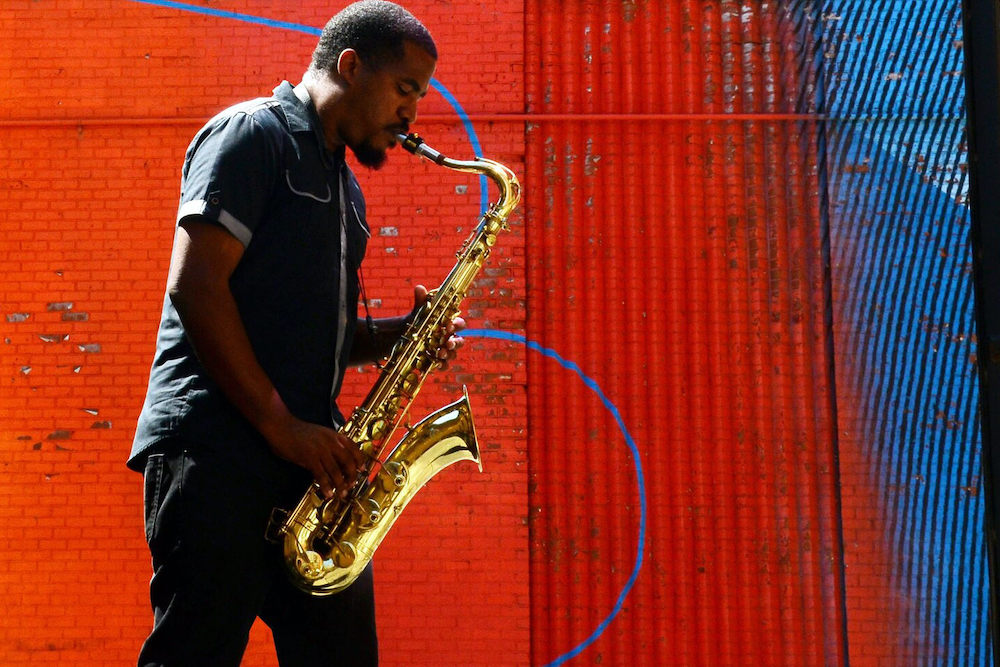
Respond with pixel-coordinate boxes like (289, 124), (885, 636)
(351, 136), (388, 170)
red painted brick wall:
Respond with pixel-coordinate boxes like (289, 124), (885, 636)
(0, 1), (527, 665)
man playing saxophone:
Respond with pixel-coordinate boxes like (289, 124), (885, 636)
(129, 2), (461, 664)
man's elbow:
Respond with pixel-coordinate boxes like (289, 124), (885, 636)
(166, 218), (244, 314)
(166, 275), (196, 318)
(166, 269), (225, 318)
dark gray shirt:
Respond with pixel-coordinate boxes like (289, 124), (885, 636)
(130, 81), (370, 483)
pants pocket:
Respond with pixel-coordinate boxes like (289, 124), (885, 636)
(143, 453), (167, 544)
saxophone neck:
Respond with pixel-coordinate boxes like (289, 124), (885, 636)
(475, 159), (521, 225)
(397, 133), (521, 222)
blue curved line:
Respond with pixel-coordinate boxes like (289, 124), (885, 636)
(427, 81), (490, 214)
(126, 0), (322, 34)
(464, 329), (647, 667)
(124, 0), (490, 214)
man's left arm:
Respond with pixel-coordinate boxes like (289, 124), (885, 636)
(349, 284), (465, 368)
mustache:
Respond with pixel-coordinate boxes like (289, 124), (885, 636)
(388, 124), (410, 135)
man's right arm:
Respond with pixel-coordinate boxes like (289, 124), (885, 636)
(167, 217), (364, 499)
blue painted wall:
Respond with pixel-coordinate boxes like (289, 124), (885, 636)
(820, 1), (988, 663)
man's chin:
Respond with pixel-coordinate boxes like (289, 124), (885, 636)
(351, 142), (388, 170)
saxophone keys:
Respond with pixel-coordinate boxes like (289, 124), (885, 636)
(319, 498), (341, 524)
(332, 541), (357, 568)
(383, 395), (402, 421)
(354, 498), (383, 529)
(402, 369), (421, 395)
(368, 418), (388, 441)
(379, 461), (409, 491)
(265, 508), (289, 543)
(295, 550), (325, 581)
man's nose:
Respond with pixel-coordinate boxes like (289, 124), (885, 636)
(400, 99), (417, 125)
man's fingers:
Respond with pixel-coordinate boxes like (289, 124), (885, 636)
(440, 317), (465, 360)
(341, 435), (366, 468)
(316, 478), (335, 499)
(437, 335), (463, 360)
(329, 437), (361, 480)
(413, 284), (429, 308)
(314, 460), (336, 500)
(318, 448), (346, 498)
(282, 422), (363, 500)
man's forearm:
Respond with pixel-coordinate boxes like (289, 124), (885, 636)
(170, 281), (295, 442)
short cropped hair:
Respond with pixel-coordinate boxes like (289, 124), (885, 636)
(311, 1), (437, 73)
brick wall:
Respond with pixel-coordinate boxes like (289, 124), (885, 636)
(0, 1), (527, 665)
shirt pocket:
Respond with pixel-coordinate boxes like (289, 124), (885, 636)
(284, 167), (333, 204)
(278, 161), (338, 286)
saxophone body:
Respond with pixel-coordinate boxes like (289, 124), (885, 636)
(269, 134), (521, 596)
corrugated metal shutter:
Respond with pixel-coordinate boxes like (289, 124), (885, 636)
(524, 2), (846, 664)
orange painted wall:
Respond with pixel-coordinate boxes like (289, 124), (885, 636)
(0, 1), (527, 665)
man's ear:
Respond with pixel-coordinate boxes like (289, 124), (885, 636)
(336, 48), (362, 85)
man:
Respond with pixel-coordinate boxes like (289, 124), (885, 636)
(129, 2), (460, 664)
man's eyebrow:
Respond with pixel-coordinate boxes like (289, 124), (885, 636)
(401, 77), (429, 98)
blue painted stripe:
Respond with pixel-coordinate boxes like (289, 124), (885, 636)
(427, 80), (490, 215)
(124, 0), (490, 214)
(464, 328), (647, 667)
(126, 0), (322, 34)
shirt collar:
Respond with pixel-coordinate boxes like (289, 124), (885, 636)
(273, 80), (344, 171)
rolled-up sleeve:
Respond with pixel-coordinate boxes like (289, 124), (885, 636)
(177, 111), (276, 248)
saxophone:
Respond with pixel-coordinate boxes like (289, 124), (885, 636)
(268, 133), (521, 595)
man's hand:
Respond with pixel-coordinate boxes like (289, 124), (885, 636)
(263, 416), (366, 500)
(409, 284), (465, 370)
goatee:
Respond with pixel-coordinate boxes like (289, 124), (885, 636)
(352, 141), (388, 170)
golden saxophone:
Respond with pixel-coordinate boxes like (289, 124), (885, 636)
(268, 133), (521, 595)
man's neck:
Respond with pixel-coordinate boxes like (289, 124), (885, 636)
(301, 70), (348, 154)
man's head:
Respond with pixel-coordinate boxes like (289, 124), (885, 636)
(308, 1), (437, 169)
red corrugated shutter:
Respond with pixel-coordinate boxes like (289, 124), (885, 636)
(524, 2), (846, 664)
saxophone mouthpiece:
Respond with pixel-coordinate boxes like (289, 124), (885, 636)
(397, 133), (446, 165)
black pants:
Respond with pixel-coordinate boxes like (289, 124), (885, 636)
(138, 443), (378, 666)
